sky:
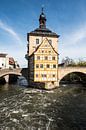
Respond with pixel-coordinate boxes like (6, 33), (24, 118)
(0, 0), (86, 67)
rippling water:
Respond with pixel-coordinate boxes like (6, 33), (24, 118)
(0, 84), (86, 130)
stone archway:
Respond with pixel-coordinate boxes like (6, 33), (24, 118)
(58, 67), (86, 86)
(0, 73), (21, 84)
(59, 71), (86, 85)
(0, 68), (29, 85)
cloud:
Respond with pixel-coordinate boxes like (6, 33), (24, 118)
(0, 20), (23, 46)
(59, 24), (86, 62)
(0, 20), (26, 67)
(0, 45), (27, 68)
(61, 24), (86, 46)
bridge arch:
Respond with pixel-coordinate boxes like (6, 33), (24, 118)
(59, 71), (86, 82)
(0, 72), (21, 84)
(0, 72), (21, 78)
(58, 67), (86, 85)
(0, 68), (28, 84)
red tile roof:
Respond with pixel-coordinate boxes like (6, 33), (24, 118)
(9, 57), (15, 65)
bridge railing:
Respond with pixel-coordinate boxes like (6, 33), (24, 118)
(58, 66), (86, 69)
(0, 68), (22, 75)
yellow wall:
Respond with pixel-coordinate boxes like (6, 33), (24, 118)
(33, 38), (58, 82)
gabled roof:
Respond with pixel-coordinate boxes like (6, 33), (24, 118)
(29, 38), (59, 57)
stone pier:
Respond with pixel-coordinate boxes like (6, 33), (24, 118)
(4, 75), (9, 83)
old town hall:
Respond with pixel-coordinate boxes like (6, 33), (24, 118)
(26, 9), (59, 89)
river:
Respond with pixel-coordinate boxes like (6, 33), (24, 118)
(0, 84), (86, 130)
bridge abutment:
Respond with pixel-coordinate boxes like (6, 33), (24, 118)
(56, 81), (60, 87)
(4, 75), (9, 83)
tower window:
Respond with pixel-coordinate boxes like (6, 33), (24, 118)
(42, 50), (44, 53)
(36, 39), (39, 44)
(49, 40), (52, 44)
(53, 64), (56, 68)
(45, 56), (48, 60)
(52, 57), (55, 60)
(52, 74), (55, 77)
(37, 56), (40, 60)
(36, 74), (38, 77)
(36, 64), (39, 68)
(47, 64), (50, 68)
(41, 74), (47, 77)
(40, 64), (43, 68)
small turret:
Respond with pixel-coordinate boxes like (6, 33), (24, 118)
(39, 8), (46, 29)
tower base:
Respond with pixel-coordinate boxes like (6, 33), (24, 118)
(28, 81), (59, 90)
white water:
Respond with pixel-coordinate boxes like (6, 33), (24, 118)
(0, 84), (86, 130)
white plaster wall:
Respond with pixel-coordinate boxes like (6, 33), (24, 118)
(0, 57), (6, 68)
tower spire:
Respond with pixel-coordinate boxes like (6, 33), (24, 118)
(39, 7), (46, 29)
(42, 6), (44, 13)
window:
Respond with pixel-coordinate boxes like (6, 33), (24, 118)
(36, 74), (38, 77)
(44, 74), (47, 77)
(52, 74), (55, 77)
(37, 56), (40, 60)
(53, 64), (56, 68)
(2, 63), (4, 66)
(47, 64), (50, 68)
(45, 44), (48, 47)
(40, 64), (43, 68)
(41, 74), (43, 77)
(41, 74), (47, 77)
(42, 50), (44, 53)
(45, 56), (48, 60)
(49, 39), (52, 44)
(36, 39), (39, 44)
(36, 64), (39, 68)
(52, 57), (55, 60)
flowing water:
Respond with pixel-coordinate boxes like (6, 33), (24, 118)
(0, 84), (86, 130)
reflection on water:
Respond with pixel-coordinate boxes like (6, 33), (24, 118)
(0, 84), (86, 130)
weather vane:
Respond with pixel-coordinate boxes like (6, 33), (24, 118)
(42, 5), (44, 13)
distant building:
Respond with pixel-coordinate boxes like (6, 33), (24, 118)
(0, 53), (19, 69)
(26, 9), (59, 89)
(0, 53), (9, 69)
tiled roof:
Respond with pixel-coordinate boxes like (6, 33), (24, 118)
(0, 53), (7, 57)
(28, 28), (60, 38)
(9, 57), (15, 65)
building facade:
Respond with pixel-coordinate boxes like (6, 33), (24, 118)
(0, 54), (9, 69)
(26, 9), (59, 89)
(0, 53), (19, 69)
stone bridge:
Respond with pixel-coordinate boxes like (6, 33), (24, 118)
(0, 68), (28, 83)
(0, 67), (86, 86)
(58, 67), (86, 84)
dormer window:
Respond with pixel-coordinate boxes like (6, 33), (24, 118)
(36, 39), (39, 44)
